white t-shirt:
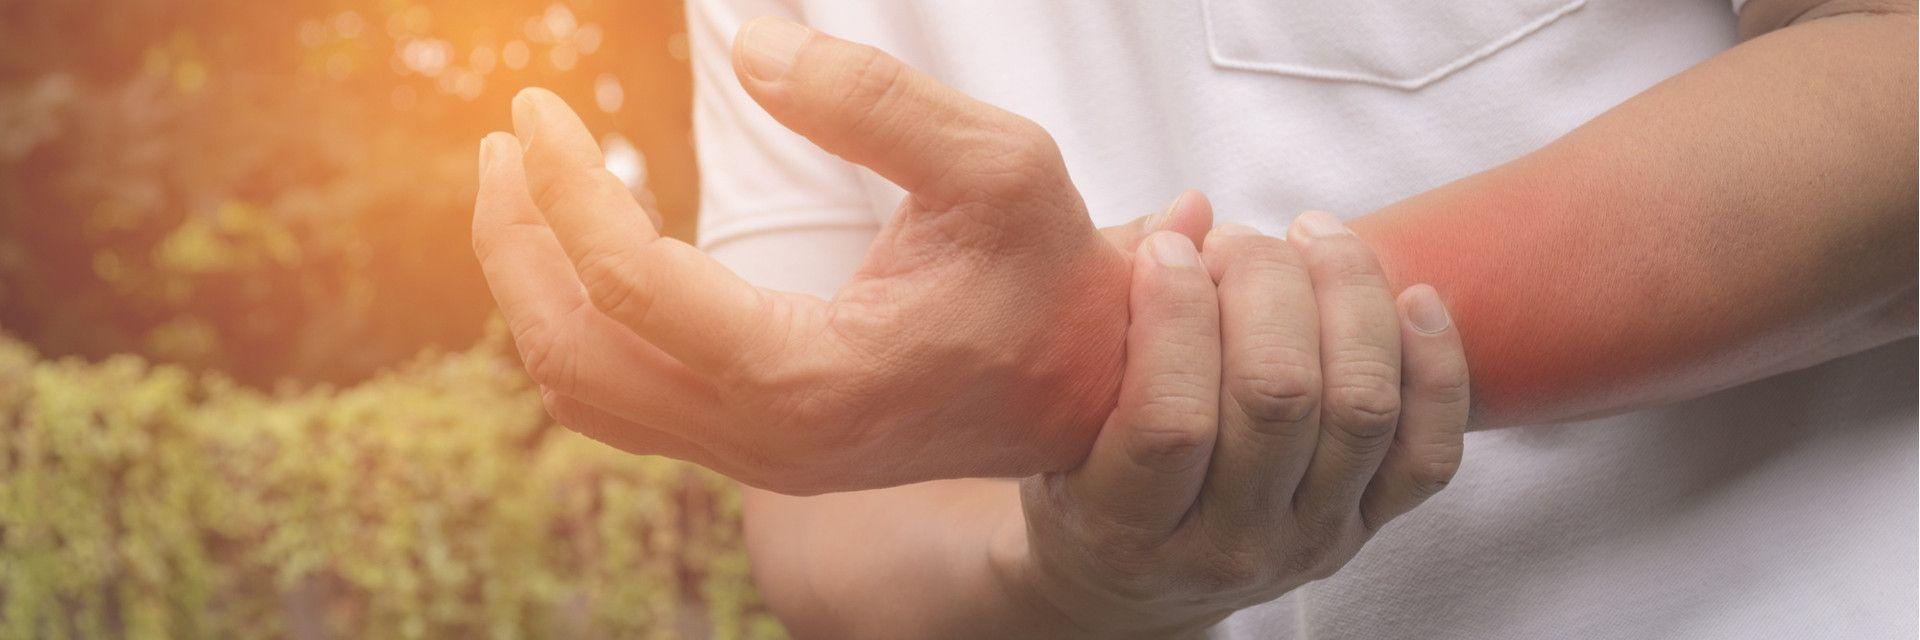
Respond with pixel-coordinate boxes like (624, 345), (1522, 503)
(685, 1), (1919, 637)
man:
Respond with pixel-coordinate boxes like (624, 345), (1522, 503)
(473, 0), (1917, 636)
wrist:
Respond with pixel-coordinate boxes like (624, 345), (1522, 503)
(984, 507), (1111, 639)
(1022, 243), (1133, 472)
(984, 496), (1220, 640)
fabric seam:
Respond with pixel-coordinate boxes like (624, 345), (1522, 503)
(1200, 0), (1588, 91)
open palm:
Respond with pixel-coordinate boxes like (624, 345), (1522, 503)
(473, 19), (1204, 494)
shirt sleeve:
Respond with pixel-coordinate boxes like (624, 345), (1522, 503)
(1729, 0), (1750, 14)
(687, 0), (878, 298)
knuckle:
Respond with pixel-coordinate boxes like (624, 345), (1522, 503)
(1315, 240), (1390, 288)
(1327, 379), (1400, 427)
(1417, 355), (1473, 407)
(537, 389), (576, 428)
(1224, 235), (1302, 270)
(1000, 118), (1063, 167)
(1154, 301), (1225, 342)
(847, 44), (908, 106)
(1410, 447), (1465, 500)
(1138, 368), (1219, 411)
(469, 225), (499, 263)
(1122, 388), (1215, 473)
(967, 117), (1066, 202)
(515, 319), (577, 397)
(1325, 356), (1401, 417)
(574, 242), (653, 325)
(802, 43), (921, 162)
(1125, 421), (1212, 474)
(529, 169), (620, 218)
(1142, 264), (1219, 307)
(1226, 349), (1320, 428)
(1322, 368), (1401, 445)
(845, 41), (901, 83)
(816, 44), (911, 149)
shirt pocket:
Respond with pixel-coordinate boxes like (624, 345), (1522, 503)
(1200, 0), (1585, 90)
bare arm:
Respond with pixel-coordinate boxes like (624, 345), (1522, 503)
(746, 2), (1916, 636)
(739, 206), (1223, 639)
(742, 481), (1035, 638)
(1352, 0), (1917, 426)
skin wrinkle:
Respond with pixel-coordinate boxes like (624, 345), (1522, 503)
(467, 4), (1920, 633)
(736, 26), (1150, 482)
(828, 240), (1124, 474)
(703, 5), (1914, 637)
(821, 48), (919, 177)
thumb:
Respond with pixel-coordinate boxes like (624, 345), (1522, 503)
(731, 17), (1067, 210)
(1064, 231), (1221, 535)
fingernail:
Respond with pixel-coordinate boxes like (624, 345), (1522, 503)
(1212, 223), (1258, 236)
(1147, 191), (1189, 230)
(1292, 211), (1352, 239)
(1404, 284), (1452, 334)
(477, 136), (494, 176)
(739, 17), (810, 81)
(1149, 232), (1199, 268)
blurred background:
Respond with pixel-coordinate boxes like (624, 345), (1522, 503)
(0, 0), (782, 637)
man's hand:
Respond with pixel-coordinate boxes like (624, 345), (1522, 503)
(993, 214), (1470, 638)
(474, 18), (1168, 494)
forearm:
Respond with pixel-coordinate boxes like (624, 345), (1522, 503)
(1352, 8), (1917, 426)
(743, 483), (1064, 638)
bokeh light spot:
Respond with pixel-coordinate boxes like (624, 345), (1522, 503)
(470, 46), (497, 75)
(576, 24), (603, 55)
(601, 133), (646, 190)
(333, 11), (366, 40)
(549, 43), (578, 71)
(543, 4), (578, 41)
(502, 40), (530, 70)
(594, 73), (624, 113)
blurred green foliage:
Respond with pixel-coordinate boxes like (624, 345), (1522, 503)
(0, 328), (782, 639)
(0, 0), (699, 385)
(0, 0), (769, 636)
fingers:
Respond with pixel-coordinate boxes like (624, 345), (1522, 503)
(1195, 224), (1325, 531)
(474, 131), (589, 354)
(473, 132), (726, 433)
(510, 88), (792, 376)
(1360, 285), (1470, 530)
(1287, 211), (1404, 527)
(729, 17), (1067, 209)
(1066, 231), (1221, 535)
(1098, 190), (1216, 252)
